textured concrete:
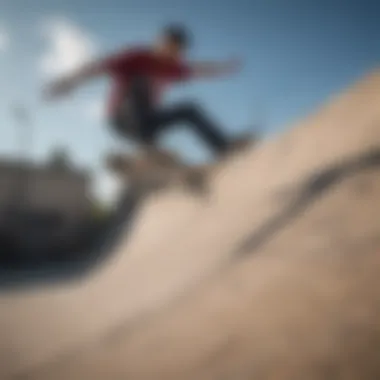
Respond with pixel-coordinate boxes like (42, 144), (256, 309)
(1, 70), (380, 379)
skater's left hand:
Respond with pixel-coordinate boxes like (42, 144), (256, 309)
(43, 76), (78, 100)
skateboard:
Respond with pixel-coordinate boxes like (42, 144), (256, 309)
(105, 133), (259, 195)
(105, 149), (212, 195)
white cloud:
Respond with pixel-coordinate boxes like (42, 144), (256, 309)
(0, 28), (9, 52)
(40, 17), (97, 78)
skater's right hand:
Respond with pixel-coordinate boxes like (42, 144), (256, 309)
(43, 76), (77, 100)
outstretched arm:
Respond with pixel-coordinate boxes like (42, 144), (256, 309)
(43, 60), (105, 100)
(43, 48), (138, 100)
(189, 58), (243, 79)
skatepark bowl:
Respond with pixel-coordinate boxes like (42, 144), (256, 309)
(0, 184), (142, 288)
(1, 69), (380, 379)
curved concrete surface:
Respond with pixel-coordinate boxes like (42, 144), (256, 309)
(1, 69), (380, 379)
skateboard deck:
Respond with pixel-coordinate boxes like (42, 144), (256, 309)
(106, 150), (212, 195)
(106, 133), (259, 195)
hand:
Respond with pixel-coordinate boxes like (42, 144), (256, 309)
(43, 76), (77, 100)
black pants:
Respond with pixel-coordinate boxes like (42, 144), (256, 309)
(110, 76), (229, 155)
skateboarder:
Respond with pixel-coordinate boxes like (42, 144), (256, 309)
(44, 24), (252, 161)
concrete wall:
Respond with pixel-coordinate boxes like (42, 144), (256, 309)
(0, 159), (92, 226)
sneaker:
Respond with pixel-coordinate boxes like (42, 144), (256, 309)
(140, 147), (181, 168)
(226, 132), (259, 155)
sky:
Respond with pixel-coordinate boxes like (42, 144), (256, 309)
(0, 0), (379, 202)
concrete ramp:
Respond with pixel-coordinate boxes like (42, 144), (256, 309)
(1, 70), (380, 379)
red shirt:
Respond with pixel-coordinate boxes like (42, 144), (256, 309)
(101, 47), (192, 115)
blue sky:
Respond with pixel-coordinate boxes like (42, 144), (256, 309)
(0, 0), (380, 201)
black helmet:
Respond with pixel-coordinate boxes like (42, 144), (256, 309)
(163, 23), (191, 49)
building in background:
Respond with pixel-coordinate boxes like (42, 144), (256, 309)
(0, 153), (93, 226)
(0, 149), (97, 261)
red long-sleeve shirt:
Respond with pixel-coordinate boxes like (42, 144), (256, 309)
(100, 47), (192, 115)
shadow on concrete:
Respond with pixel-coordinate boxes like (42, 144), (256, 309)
(234, 147), (380, 257)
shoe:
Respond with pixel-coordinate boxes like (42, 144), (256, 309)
(105, 153), (130, 173)
(141, 147), (181, 168)
(226, 132), (259, 155)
